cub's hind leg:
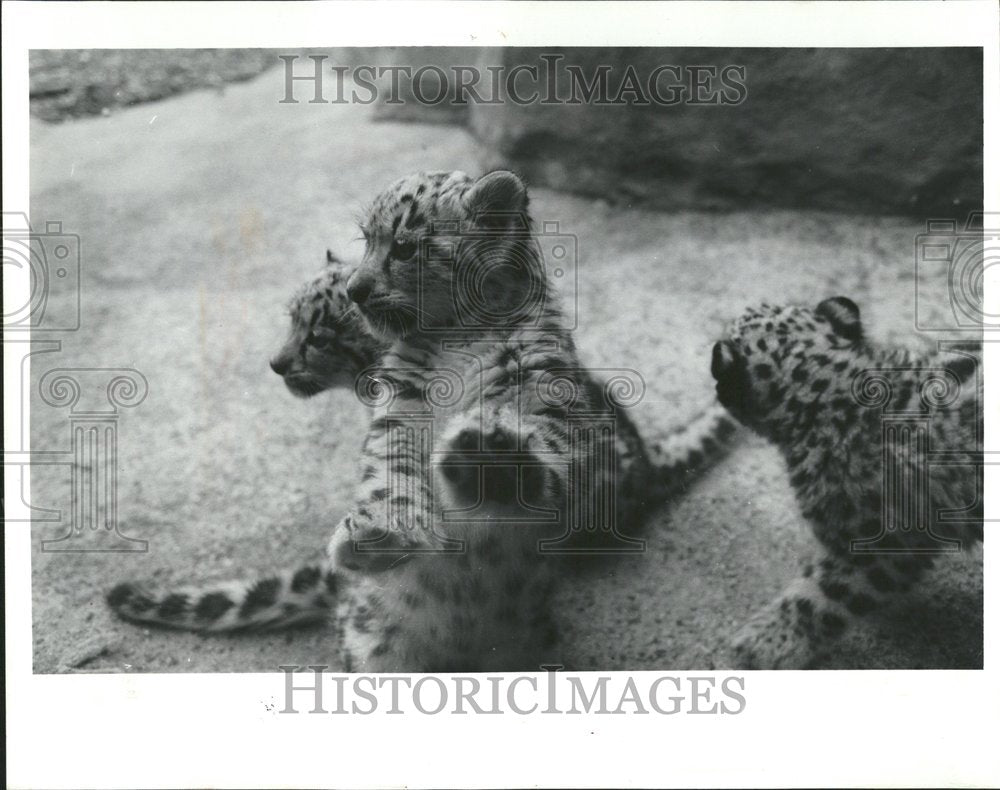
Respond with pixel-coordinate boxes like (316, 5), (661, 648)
(334, 552), (557, 673)
(729, 549), (934, 669)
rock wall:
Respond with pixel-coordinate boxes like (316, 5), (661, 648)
(337, 46), (983, 217)
(468, 48), (983, 216)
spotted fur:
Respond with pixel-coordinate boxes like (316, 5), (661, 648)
(712, 296), (982, 668)
(268, 250), (384, 396)
(108, 170), (736, 670)
(107, 565), (339, 632)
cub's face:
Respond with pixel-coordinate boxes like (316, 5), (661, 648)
(711, 297), (863, 434)
(270, 253), (384, 398)
(345, 169), (534, 339)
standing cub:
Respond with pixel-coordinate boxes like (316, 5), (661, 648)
(109, 170), (736, 671)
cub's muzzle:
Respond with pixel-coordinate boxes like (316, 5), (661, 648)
(711, 340), (737, 381)
(711, 340), (747, 414)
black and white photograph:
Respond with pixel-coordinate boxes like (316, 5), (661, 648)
(4, 2), (998, 788)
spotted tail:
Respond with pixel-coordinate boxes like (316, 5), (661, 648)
(647, 401), (740, 499)
(106, 563), (339, 633)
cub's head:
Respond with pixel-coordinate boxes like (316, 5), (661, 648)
(345, 169), (545, 339)
(270, 251), (384, 398)
(711, 296), (864, 435)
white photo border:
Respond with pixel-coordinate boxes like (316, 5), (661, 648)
(4, 2), (999, 788)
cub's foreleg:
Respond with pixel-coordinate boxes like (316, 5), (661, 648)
(330, 414), (447, 573)
(729, 550), (933, 669)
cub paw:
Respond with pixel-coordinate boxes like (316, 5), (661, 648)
(329, 515), (417, 575)
(728, 626), (768, 670)
(728, 618), (821, 670)
(439, 425), (550, 506)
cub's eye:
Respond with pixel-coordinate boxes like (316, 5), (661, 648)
(391, 240), (417, 261)
(307, 329), (338, 349)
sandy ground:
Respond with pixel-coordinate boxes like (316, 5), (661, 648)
(28, 66), (982, 672)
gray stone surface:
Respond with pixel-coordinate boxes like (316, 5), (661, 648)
(468, 48), (983, 216)
(28, 66), (981, 673)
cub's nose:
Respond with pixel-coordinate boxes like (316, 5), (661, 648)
(711, 340), (737, 381)
(346, 277), (373, 305)
(269, 354), (293, 375)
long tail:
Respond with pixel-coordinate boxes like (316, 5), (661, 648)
(646, 400), (741, 500)
(106, 563), (338, 633)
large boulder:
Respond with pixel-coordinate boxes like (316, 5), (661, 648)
(467, 48), (982, 216)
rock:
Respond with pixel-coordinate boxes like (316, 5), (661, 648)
(466, 48), (982, 216)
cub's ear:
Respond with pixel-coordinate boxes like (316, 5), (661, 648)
(465, 170), (529, 219)
(326, 250), (353, 275)
(815, 296), (862, 342)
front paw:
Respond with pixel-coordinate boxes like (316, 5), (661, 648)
(439, 425), (549, 506)
(727, 617), (819, 670)
(329, 516), (417, 575)
(727, 625), (769, 670)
